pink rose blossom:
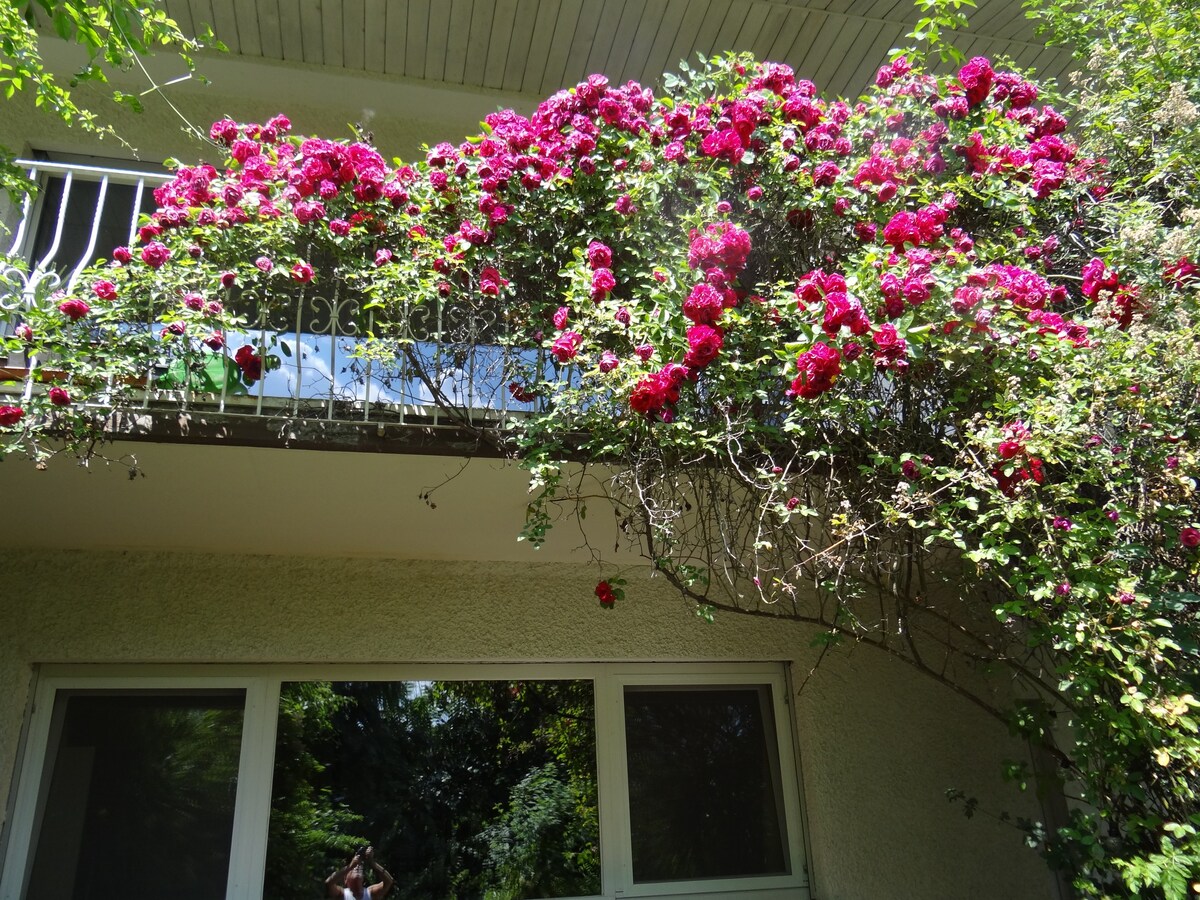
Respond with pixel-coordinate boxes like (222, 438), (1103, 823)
(551, 331), (583, 363)
(141, 242), (172, 269)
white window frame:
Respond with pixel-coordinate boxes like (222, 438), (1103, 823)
(0, 664), (810, 900)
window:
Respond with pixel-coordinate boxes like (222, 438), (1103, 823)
(1, 665), (808, 900)
(11, 154), (164, 287)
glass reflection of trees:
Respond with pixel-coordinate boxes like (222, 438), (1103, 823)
(266, 680), (598, 900)
(623, 687), (788, 883)
(28, 692), (244, 900)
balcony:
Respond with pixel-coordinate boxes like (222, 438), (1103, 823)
(1, 160), (555, 451)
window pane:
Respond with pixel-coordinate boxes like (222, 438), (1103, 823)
(29, 176), (154, 272)
(624, 685), (789, 883)
(25, 690), (245, 900)
(266, 680), (599, 900)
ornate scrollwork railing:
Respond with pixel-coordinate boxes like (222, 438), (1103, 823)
(1, 160), (543, 428)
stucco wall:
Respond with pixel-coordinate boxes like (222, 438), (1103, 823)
(0, 40), (536, 178)
(0, 549), (1055, 900)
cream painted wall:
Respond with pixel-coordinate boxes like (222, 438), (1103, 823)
(0, 39), (537, 176)
(0, 547), (1056, 900)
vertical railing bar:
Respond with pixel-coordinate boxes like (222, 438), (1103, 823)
(141, 288), (156, 408)
(5, 166), (38, 257)
(433, 300), (443, 427)
(362, 307), (374, 422)
(255, 300), (267, 417)
(466, 314), (475, 429)
(293, 285), (305, 417)
(218, 342), (229, 413)
(65, 175), (109, 292)
(219, 284), (235, 413)
(34, 171), (73, 276)
(399, 299), (409, 426)
(499, 342), (510, 427)
(325, 282), (339, 421)
(127, 178), (147, 246)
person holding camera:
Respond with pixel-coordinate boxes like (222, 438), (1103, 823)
(326, 845), (394, 900)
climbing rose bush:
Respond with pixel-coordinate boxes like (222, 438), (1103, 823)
(1, 44), (1198, 897)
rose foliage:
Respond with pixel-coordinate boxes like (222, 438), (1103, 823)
(2, 3), (1199, 895)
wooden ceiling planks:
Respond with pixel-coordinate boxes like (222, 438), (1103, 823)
(256, 0), (283, 60)
(297, 0), (323, 65)
(342, 0), (366, 72)
(363, 0), (388, 73)
(443, 0), (475, 85)
(405, 0), (431, 80)
(504, 0), (542, 92)
(177, 0), (1069, 103)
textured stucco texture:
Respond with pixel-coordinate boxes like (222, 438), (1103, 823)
(1, 548), (1054, 900)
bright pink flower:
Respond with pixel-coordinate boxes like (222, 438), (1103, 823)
(141, 242), (172, 269)
(683, 324), (724, 368)
(790, 342), (842, 399)
(291, 262), (315, 283)
(92, 280), (118, 301)
(629, 370), (676, 415)
(683, 283), (725, 324)
(591, 267), (616, 298)
(255, 256), (274, 273)
(598, 350), (620, 373)
(553, 307), (570, 329)
(958, 57), (995, 106)
(551, 331), (582, 363)
(587, 241), (613, 269)
(374, 248), (393, 267)
(479, 267), (508, 296)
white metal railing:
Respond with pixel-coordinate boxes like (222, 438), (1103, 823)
(1, 160), (557, 428)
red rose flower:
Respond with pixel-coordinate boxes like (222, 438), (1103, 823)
(92, 280), (118, 301)
(790, 341), (842, 399)
(958, 56), (995, 107)
(234, 345), (263, 383)
(586, 241), (612, 269)
(58, 298), (90, 321)
(140, 241), (172, 269)
(1181, 527), (1200, 550)
(47, 386), (70, 406)
(0, 405), (24, 426)
(551, 331), (582, 363)
(683, 324), (724, 369)
(595, 581), (617, 606)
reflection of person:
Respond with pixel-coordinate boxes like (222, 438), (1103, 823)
(326, 846), (394, 900)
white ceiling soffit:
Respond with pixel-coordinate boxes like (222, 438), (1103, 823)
(159, 0), (1073, 100)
